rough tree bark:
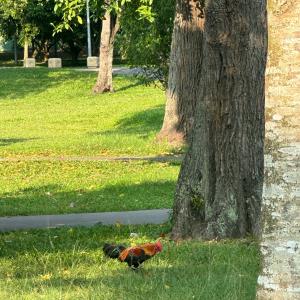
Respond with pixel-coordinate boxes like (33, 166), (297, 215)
(157, 0), (204, 145)
(256, 0), (300, 298)
(172, 0), (268, 239)
(93, 6), (120, 94)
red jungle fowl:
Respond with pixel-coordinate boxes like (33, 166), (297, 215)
(103, 240), (163, 269)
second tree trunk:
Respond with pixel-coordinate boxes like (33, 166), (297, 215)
(172, 0), (268, 240)
(157, 0), (204, 144)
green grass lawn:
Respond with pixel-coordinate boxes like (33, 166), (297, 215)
(0, 160), (179, 216)
(0, 69), (260, 300)
(0, 68), (180, 158)
(0, 225), (260, 300)
(0, 68), (182, 216)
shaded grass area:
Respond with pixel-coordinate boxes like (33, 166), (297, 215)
(0, 161), (179, 216)
(0, 68), (179, 157)
(0, 225), (260, 300)
(0, 60), (23, 67)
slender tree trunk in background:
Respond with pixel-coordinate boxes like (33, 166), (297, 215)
(257, 1), (300, 298)
(157, 0), (204, 145)
(43, 41), (50, 62)
(172, 0), (267, 239)
(13, 34), (17, 64)
(93, 9), (120, 94)
(23, 38), (29, 60)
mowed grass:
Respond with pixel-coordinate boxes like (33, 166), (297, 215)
(0, 68), (182, 216)
(0, 68), (178, 158)
(0, 160), (179, 216)
(0, 69), (260, 299)
(0, 225), (260, 300)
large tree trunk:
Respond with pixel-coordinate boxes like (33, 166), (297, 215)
(93, 9), (120, 94)
(256, 1), (300, 298)
(172, 0), (268, 240)
(157, 0), (204, 145)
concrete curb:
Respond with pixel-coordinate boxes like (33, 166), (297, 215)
(0, 209), (172, 232)
(0, 155), (183, 163)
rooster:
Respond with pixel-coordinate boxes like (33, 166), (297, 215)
(103, 240), (163, 269)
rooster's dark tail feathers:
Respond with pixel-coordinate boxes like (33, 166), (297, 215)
(103, 243), (126, 259)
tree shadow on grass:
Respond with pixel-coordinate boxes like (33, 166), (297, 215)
(0, 68), (146, 101)
(91, 105), (164, 139)
(113, 75), (145, 92)
(0, 137), (38, 147)
(0, 219), (169, 257)
(0, 179), (176, 218)
(4, 184), (60, 194)
(0, 68), (94, 101)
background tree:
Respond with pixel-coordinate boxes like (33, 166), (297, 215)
(92, 0), (120, 93)
(0, 7), (19, 63)
(0, 0), (98, 63)
(52, 0), (101, 63)
(54, 0), (120, 93)
(25, 0), (59, 62)
(171, 0), (268, 239)
(92, 0), (156, 93)
(117, 0), (175, 88)
(54, 0), (155, 93)
(0, 0), (38, 61)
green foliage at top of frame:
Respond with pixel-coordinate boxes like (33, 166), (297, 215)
(117, 0), (175, 89)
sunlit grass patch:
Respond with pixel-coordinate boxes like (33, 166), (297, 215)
(0, 68), (183, 217)
(0, 68), (180, 157)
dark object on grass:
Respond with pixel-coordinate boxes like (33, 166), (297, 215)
(103, 240), (163, 269)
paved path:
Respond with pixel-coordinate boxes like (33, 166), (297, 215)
(0, 209), (172, 232)
(0, 66), (143, 76)
(0, 155), (183, 163)
(76, 66), (143, 76)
